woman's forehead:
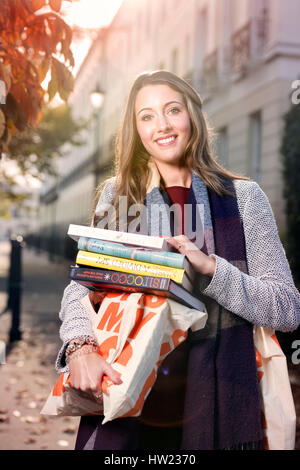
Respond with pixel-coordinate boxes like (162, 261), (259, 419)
(135, 84), (184, 111)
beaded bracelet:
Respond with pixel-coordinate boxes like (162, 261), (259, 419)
(65, 336), (98, 363)
(66, 344), (98, 363)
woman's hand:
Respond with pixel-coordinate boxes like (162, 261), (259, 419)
(165, 235), (216, 277)
(68, 346), (122, 402)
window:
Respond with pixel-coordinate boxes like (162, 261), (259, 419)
(248, 111), (262, 182)
(217, 127), (229, 168)
(184, 34), (190, 72)
(196, 7), (208, 69)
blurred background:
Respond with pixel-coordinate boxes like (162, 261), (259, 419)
(0, 0), (299, 450)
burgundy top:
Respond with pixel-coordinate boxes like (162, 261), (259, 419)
(165, 186), (190, 236)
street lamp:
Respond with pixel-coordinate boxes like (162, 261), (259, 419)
(90, 85), (105, 110)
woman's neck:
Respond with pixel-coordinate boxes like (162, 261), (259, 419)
(155, 163), (192, 188)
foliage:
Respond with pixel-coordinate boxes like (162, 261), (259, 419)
(0, 102), (88, 217)
(280, 102), (300, 288)
(0, 0), (74, 152)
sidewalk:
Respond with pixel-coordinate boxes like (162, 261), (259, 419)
(0, 240), (299, 450)
(0, 241), (79, 450)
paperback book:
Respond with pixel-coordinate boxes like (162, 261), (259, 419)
(77, 236), (195, 279)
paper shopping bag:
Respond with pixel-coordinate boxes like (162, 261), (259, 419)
(254, 326), (296, 450)
(41, 291), (207, 422)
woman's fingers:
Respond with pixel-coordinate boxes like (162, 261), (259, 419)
(165, 235), (197, 252)
(102, 361), (122, 385)
(69, 352), (122, 395)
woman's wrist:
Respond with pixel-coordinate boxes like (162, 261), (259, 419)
(65, 336), (98, 363)
(67, 344), (98, 363)
(204, 255), (216, 277)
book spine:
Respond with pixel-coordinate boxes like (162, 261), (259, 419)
(70, 267), (171, 291)
(76, 250), (185, 283)
(77, 237), (185, 268)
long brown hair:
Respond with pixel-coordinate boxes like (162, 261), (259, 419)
(93, 70), (250, 227)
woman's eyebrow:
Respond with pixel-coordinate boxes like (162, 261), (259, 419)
(137, 100), (184, 116)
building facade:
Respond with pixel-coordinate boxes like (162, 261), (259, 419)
(36, 0), (300, 257)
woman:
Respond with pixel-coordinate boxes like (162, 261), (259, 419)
(56, 71), (300, 450)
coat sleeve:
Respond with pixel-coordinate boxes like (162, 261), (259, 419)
(55, 178), (117, 373)
(201, 181), (300, 332)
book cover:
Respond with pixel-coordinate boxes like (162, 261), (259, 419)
(68, 224), (169, 251)
(77, 236), (194, 277)
(69, 266), (203, 311)
(76, 250), (192, 291)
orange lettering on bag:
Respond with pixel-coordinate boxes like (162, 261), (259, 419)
(97, 302), (124, 332)
(122, 368), (157, 418)
(160, 342), (171, 357)
(115, 340), (133, 366)
(142, 295), (166, 308)
(101, 370), (122, 395)
(52, 374), (65, 397)
(172, 329), (187, 348)
(257, 370), (264, 383)
(106, 292), (124, 299)
(255, 349), (262, 368)
(271, 333), (281, 350)
(128, 308), (156, 340)
(98, 336), (118, 360)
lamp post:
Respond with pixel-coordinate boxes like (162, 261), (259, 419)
(90, 85), (105, 187)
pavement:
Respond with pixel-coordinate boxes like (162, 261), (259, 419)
(0, 240), (299, 451)
(0, 241), (79, 450)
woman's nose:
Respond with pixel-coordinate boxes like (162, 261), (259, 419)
(156, 114), (171, 132)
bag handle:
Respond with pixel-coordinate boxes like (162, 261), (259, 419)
(254, 325), (284, 359)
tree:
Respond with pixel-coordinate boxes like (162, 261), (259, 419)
(0, 0), (75, 153)
(281, 102), (300, 289)
(0, 102), (88, 218)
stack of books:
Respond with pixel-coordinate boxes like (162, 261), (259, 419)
(67, 224), (203, 310)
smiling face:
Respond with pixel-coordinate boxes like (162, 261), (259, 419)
(135, 84), (191, 169)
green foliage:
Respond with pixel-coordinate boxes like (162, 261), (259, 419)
(0, 103), (88, 218)
(281, 102), (300, 288)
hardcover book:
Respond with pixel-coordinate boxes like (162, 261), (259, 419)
(68, 224), (170, 251)
(76, 250), (193, 291)
(69, 266), (203, 311)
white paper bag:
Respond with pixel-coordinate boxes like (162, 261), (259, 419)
(254, 326), (296, 450)
(41, 291), (207, 423)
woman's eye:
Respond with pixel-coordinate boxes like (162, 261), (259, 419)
(168, 107), (180, 115)
(141, 114), (152, 121)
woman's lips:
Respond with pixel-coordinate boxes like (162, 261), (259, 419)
(155, 135), (177, 146)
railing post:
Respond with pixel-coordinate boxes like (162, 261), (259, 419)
(7, 235), (24, 343)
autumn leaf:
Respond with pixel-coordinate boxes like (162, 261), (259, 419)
(38, 57), (50, 82)
(49, 0), (62, 12)
(0, 0), (75, 160)
(47, 67), (59, 102)
(23, 0), (46, 13)
(0, 110), (5, 139)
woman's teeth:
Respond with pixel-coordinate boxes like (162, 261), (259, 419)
(157, 136), (176, 144)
